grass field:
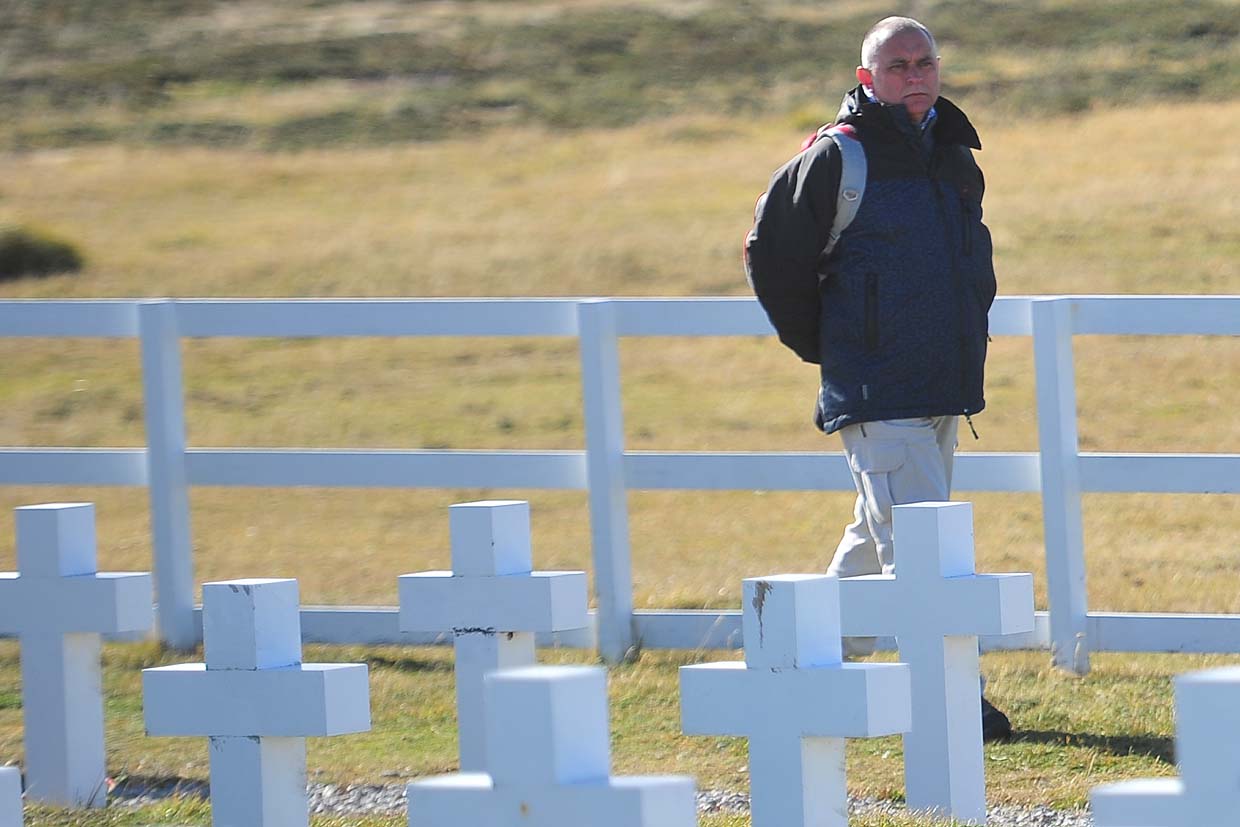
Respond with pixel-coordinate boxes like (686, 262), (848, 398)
(6, 642), (1238, 825)
(1, 0), (1238, 824)
(0, 101), (1235, 616)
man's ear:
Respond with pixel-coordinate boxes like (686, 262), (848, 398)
(856, 66), (872, 86)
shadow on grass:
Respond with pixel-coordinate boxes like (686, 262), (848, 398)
(363, 653), (455, 674)
(1013, 729), (1174, 764)
(111, 774), (209, 802)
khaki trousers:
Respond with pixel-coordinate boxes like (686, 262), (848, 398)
(827, 416), (959, 656)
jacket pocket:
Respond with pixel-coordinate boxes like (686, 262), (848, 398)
(847, 439), (906, 526)
(864, 272), (879, 351)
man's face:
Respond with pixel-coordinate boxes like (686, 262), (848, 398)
(857, 29), (941, 123)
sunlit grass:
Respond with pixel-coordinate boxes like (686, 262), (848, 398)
(4, 641), (1235, 824)
(0, 101), (1236, 614)
(0, 4), (1237, 823)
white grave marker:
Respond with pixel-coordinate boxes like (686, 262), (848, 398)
(0, 766), (21, 827)
(399, 500), (588, 771)
(0, 503), (152, 808)
(837, 501), (1034, 824)
(1091, 665), (1240, 827)
(680, 574), (911, 827)
(407, 665), (696, 826)
(143, 578), (371, 827)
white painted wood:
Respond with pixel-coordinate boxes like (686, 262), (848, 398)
(741, 575), (842, 669)
(178, 449), (1053, 495)
(173, 299), (580, 337)
(450, 632), (536, 774)
(622, 451), (1042, 492)
(208, 737), (308, 827)
(1070, 295), (1240, 336)
(632, 608), (1053, 653)
(985, 296), (1034, 336)
(15, 503), (96, 577)
(406, 665), (696, 827)
(186, 449), (586, 489)
(611, 297), (774, 336)
(142, 578), (370, 827)
(0, 450), (146, 486)
(1078, 453), (1240, 494)
(400, 572), (588, 631)
(398, 501), (588, 771)
(1088, 612), (1240, 653)
(836, 502), (1035, 825)
(680, 575), (911, 827)
(138, 300), (197, 650)
(486, 666), (610, 786)
(1, 293), (1238, 665)
(1032, 298), (1091, 674)
(578, 299), (637, 664)
(0, 504), (152, 809)
(0, 766), (21, 827)
(143, 662), (372, 736)
(1174, 665), (1240, 825)
(203, 578), (303, 670)
(236, 606), (1240, 657)
(293, 606), (598, 648)
(1091, 778), (1183, 827)
(0, 300), (138, 337)
(449, 501), (532, 576)
(1090, 665), (1240, 826)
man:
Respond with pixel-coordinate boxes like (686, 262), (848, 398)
(744, 17), (1010, 740)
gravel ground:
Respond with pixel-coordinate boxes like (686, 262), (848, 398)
(111, 779), (1094, 825)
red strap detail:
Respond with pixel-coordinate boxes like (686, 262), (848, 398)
(800, 123), (857, 152)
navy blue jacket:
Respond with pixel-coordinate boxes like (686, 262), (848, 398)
(745, 88), (997, 433)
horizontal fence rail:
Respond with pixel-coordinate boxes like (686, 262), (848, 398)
(1, 295), (1237, 671)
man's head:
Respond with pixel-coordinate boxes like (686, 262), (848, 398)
(856, 17), (940, 124)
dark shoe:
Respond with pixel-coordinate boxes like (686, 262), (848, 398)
(981, 697), (1012, 742)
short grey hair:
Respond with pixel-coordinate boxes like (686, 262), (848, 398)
(860, 16), (937, 71)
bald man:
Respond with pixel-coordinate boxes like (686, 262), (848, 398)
(745, 17), (1010, 740)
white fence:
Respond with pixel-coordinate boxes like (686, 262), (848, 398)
(1, 296), (1237, 673)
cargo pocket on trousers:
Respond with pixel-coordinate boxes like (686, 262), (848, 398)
(847, 439), (907, 527)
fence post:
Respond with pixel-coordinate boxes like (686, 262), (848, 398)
(1032, 298), (1090, 674)
(577, 299), (636, 663)
(138, 300), (197, 650)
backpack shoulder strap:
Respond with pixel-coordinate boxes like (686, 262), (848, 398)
(818, 124), (866, 256)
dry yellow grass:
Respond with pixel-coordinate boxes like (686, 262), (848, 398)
(0, 101), (1235, 618)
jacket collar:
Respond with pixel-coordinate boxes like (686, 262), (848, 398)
(835, 85), (982, 150)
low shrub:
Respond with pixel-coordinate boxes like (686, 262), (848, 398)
(0, 225), (84, 281)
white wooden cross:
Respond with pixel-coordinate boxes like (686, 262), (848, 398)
(680, 574), (911, 827)
(1092, 665), (1240, 827)
(0, 503), (152, 808)
(406, 665), (697, 826)
(838, 501), (1034, 824)
(143, 578), (371, 827)
(0, 766), (21, 827)
(398, 500), (588, 771)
